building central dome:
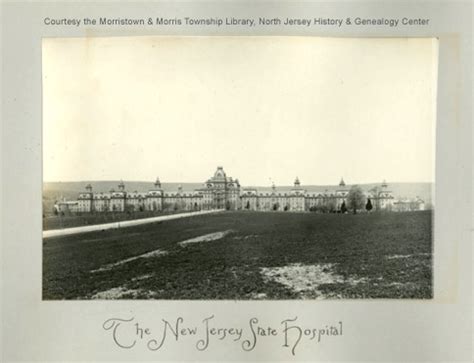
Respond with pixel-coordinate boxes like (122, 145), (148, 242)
(213, 166), (226, 179)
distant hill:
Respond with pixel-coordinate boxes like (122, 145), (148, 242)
(43, 180), (433, 205)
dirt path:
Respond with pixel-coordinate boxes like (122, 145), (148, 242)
(42, 209), (224, 239)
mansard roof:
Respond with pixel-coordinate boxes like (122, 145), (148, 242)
(212, 166), (227, 180)
(204, 166), (242, 188)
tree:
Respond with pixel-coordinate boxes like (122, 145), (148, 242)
(369, 186), (381, 211)
(366, 198), (373, 212)
(340, 201), (347, 214)
(125, 204), (134, 214)
(327, 198), (337, 213)
(347, 186), (365, 214)
(318, 204), (329, 213)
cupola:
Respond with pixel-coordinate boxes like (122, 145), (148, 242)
(294, 177), (301, 187)
(154, 177), (161, 188)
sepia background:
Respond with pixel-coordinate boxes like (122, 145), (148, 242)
(43, 36), (436, 186)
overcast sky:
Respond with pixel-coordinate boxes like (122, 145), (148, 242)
(43, 36), (437, 185)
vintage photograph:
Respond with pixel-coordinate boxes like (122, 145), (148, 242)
(42, 36), (437, 300)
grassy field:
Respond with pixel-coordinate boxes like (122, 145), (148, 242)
(43, 211), (433, 300)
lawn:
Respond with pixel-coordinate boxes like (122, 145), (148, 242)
(42, 211), (433, 300)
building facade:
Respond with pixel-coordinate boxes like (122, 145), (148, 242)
(64, 166), (424, 214)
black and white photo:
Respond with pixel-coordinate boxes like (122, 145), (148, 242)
(42, 36), (437, 300)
